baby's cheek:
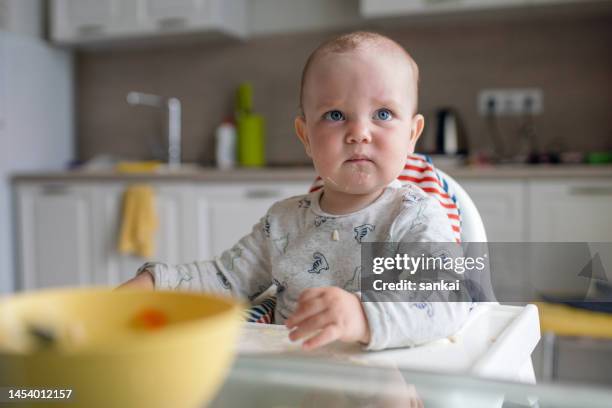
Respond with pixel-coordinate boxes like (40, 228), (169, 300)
(313, 147), (338, 169)
(379, 136), (405, 156)
(383, 146), (411, 177)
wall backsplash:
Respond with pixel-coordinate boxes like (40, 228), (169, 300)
(76, 14), (612, 165)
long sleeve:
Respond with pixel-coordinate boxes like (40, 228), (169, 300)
(362, 196), (472, 350)
(138, 214), (273, 302)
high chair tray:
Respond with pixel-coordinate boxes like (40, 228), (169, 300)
(237, 303), (540, 382)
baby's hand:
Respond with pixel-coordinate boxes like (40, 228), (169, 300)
(285, 287), (370, 350)
(116, 271), (154, 290)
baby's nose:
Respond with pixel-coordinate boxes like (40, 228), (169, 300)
(345, 120), (372, 144)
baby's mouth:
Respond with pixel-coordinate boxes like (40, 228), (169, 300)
(345, 154), (373, 164)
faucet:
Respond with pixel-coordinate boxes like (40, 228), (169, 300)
(127, 91), (182, 169)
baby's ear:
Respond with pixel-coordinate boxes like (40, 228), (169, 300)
(295, 116), (312, 157)
(410, 114), (425, 144)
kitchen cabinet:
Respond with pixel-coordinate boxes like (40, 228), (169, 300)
(528, 180), (612, 242)
(457, 179), (530, 294)
(13, 176), (612, 290)
(359, 0), (610, 18)
(49, 0), (247, 46)
(49, 0), (134, 42)
(458, 180), (527, 242)
(47, 0), (612, 46)
(193, 183), (311, 259)
(14, 180), (311, 290)
(15, 181), (194, 288)
(529, 179), (612, 293)
(452, 177), (612, 243)
(458, 178), (612, 300)
(91, 183), (194, 286)
(140, 0), (245, 36)
(0, 0), (44, 38)
(360, 0), (527, 18)
(247, 0), (362, 36)
(15, 183), (95, 290)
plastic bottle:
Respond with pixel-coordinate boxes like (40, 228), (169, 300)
(215, 118), (236, 169)
(235, 82), (266, 167)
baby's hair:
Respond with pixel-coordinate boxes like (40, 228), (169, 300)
(299, 31), (420, 116)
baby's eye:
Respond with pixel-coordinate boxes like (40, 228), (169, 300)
(323, 110), (345, 121)
(374, 108), (393, 121)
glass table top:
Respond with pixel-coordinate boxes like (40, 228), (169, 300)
(209, 354), (612, 408)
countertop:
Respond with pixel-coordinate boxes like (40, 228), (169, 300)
(11, 166), (318, 183)
(11, 164), (612, 183)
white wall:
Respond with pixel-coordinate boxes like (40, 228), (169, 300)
(0, 31), (73, 293)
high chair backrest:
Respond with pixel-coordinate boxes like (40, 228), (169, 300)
(435, 168), (488, 242)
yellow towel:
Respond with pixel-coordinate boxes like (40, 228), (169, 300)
(115, 161), (163, 174)
(117, 185), (158, 258)
(536, 302), (612, 339)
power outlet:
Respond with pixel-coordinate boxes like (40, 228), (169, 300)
(478, 88), (543, 116)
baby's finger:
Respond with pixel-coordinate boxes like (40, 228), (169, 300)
(302, 324), (340, 350)
(285, 296), (327, 329)
(288, 310), (331, 342)
(297, 287), (326, 303)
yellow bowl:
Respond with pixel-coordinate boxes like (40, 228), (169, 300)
(0, 288), (243, 408)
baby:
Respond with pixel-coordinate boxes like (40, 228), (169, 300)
(120, 31), (470, 351)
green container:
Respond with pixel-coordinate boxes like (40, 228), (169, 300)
(237, 113), (265, 167)
(236, 82), (253, 113)
(587, 152), (612, 165)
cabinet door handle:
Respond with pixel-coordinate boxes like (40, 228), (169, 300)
(156, 17), (188, 29)
(40, 185), (70, 195)
(245, 189), (281, 199)
(569, 186), (612, 196)
(76, 24), (105, 36)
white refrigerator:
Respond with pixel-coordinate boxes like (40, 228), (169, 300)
(0, 31), (73, 294)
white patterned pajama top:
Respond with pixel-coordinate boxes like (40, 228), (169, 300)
(139, 181), (471, 350)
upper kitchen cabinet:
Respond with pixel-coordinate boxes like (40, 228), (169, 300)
(0, 0), (44, 38)
(50, 0), (125, 41)
(360, 0), (525, 17)
(359, 0), (612, 18)
(49, 0), (247, 47)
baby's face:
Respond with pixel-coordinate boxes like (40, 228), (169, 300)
(296, 48), (423, 196)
